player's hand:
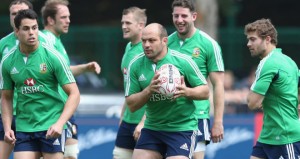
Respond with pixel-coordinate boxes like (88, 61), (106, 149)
(211, 122), (224, 143)
(133, 121), (144, 141)
(4, 129), (16, 145)
(173, 76), (188, 99)
(148, 72), (160, 94)
(46, 123), (63, 139)
(86, 61), (101, 74)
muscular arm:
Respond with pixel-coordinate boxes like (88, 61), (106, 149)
(126, 86), (152, 113)
(70, 61), (101, 76)
(247, 91), (264, 110)
(46, 83), (80, 138)
(126, 73), (160, 112)
(1, 90), (13, 132)
(209, 72), (225, 142)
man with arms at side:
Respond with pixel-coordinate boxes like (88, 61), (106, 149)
(245, 18), (300, 159)
(40, 1), (100, 158)
(1, 9), (80, 159)
(0, 1), (33, 158)
(126, 23), (209, 159)
(112, 6), (147, 159)
(168, 0), (224, 158)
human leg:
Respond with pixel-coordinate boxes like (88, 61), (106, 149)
(193, 119), (210, 159)
(113, 121), (138, 159)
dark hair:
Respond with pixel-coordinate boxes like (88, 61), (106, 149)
(171, 0), (195, 12)
(9, 0), (33, 10)
(41, 0), (69, 26)
(244, 18), (278, 45)
(14, 9), (38, 29)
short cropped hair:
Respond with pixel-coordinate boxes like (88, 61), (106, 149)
(122, 6), (147, 24)
(14, 9), (38, 29)
(9, 0), (33, 10)
(171, 0), (195, 12)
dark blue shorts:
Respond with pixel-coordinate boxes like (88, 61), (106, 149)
(14, 130), (66, 153)
(135, 128), (197, 159)
(0, 115), (16, 141)
(115, 121), (138, 149)
(196, 119), (211, 144)
(252, 141), (300, 159)
(66, 116), (78, 140)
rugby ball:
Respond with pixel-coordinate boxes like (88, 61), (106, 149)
(158, 64), (181, 97)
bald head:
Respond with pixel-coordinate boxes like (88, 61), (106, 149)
(143, 23), (168, 39)
(142, 23), (168, 62)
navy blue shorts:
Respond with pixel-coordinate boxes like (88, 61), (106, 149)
(196, 119), (211, 144)
(252, 141), (300, 159)
(0, 115), (16, 141)
(14, 130), (66, 153)
(66, 116), (78, 140)
(115, 121), (138, 149)
(135, 128), (197, 159)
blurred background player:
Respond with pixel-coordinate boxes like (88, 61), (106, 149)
(1, 9), (80, 159)
(112, 6), (147, 159)
(126, 23), (209, 159)
(40, 0), (101, 159)
(0, 1), (33, 159)
(168, 0), (225, 158)
(245, 18), (300, 159)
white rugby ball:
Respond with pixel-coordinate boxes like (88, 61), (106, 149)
(158, 64), (181, 97)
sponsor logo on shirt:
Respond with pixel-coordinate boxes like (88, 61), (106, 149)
(192, 47), (200, 58)
(123, 68), (127, 75)
(149, 93), (173, 102)
(138, 74), (146, 81)
(21, 78), (44, 94)
(10, 67), (19, 74)
(40, 63), (47, 74)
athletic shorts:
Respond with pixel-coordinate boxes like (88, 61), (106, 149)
(252, 141), (300, 159)
(196, 119), (211, 144)
(135, 128), (197, 159)
(14, 130), (66, 153)
(0, 115), (16, 141)
(66, 116), (78, 140)
(115, 121), (138, 149)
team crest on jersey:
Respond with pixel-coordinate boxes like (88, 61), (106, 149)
(40, 63), (47, 73)
(192, 48), (200, 58)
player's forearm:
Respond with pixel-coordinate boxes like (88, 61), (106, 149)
(56, 89), (80, 126)
(126, 87), (152, 112)
(186, 85), (209, 100)
(213, 83), (224, 122)
(70, 64), (88, 76)
(1, 93), (13, 131)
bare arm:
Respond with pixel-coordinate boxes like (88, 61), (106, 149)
(70, 61), (101, 76)
(119, 102), (126, 125)
(126, 73), (160, 112)
(174, 76), (209, 100)
(247, 91), (264, 110)
(46, 83), (80, 138)
(1, 90), (16, 144)
(209, 72), (225, 143)
(133, 114), (146, 141)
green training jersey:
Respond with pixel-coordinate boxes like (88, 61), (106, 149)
(168, 29), (224, 119)
(125, 49), (207, 132)
(42, 30), (70, 102)
(121, 42), (146, 124)
(0, 42), (75, 132)
(0, 31), (51, 115)
(251, 48), (300, 145)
